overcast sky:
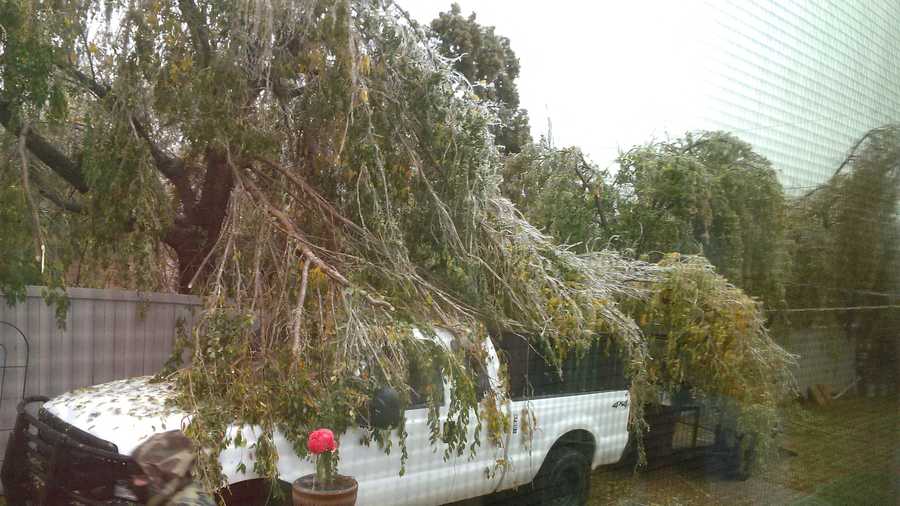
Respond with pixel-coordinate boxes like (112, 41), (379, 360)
(405, 1), (722, 167)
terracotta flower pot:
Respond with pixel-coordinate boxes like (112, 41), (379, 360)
(292, 474), (358, 506)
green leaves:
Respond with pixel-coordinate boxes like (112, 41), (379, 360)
(787, 126), (900, 317)
(430, 3), (531, 153)
(614, 132), (787, 307)
(505, 132), (788, 309)
(0, 179), (40, 302)
(784, 126), (900, 386)
(630, 254), (796, 469)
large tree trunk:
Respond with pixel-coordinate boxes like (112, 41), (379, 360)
(164, 149), (234, 293)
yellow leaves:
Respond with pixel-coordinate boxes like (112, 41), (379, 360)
(546, 296), (562, 312)
(339, 168), (358, 185)
(309, 49), (325, 71)
(88, 42), (98, 55)
(515, 270), (529, 284)
(307, 266), (328, 289)
(168, 55), (194, 82)
(359, 54), (371, 75)
(179, 55), (193, 72)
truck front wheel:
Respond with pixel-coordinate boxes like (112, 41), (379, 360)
(532, 446), (591, 506)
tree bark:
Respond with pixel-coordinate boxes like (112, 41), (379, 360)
(164, 149), (234, 293)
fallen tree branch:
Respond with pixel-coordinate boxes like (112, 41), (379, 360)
(229, 153), (394, 311)
(253, 157), (367, 236)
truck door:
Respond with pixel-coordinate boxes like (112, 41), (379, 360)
(437, 333), (512, 504)
(329, 336), (449, 506)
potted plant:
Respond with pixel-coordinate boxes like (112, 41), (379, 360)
(292, 428), (358, 506)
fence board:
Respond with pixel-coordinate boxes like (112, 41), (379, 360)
(15, 302), (35, 401)
(93, 300), (116, 385)
(72, 300), (93, 390)
(0, 286), (200, 480)
(173, 304), (196, 368)
(144, 303), (171, 375)
(37, 297), (52, 402)
(26, 297), (41, 396)
(0, 367), (25, 430)
(113, 301), (130, 379)
(121, 304), (144, 378)
(55, 306), (73, 397)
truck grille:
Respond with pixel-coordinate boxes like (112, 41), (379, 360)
(1, 396), (142, 505)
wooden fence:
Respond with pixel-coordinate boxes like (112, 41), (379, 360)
(0, 286), (200, 474)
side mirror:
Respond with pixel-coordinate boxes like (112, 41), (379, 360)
(369, 386), (402, 429)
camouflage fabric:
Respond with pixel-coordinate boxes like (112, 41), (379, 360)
(131, 430), (212, 506)
(167, 482), (216, 506)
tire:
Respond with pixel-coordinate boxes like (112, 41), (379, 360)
(532, 446), (591, 506)
(726, 434), (756, 481)
(716, 428), (756, 481)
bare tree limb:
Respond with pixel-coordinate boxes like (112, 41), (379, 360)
(231, 157), (394, 311)
(0, 99), (89, 193)
(58, 61), (197, 210)
(61, 64), (109, 99)
(803, 127), (885, 198)
(29, 169), (84, 213)
(292, 258), (311, 354)
(575, 153), (610, 234)
(19, 124), (45, 267)
(253, 157), (367, 236)
(178, 0), (212, 67)
(128, 117), (197, 214)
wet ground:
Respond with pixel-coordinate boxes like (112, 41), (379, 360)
(589, 396), (899, 505)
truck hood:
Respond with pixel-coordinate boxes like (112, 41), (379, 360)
(42, 376), (295, 484)
(43, 376), (191, 456)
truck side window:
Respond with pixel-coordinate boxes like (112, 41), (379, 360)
(495, 332), (530, 399)
(497, 332), (562, 398)
(498, 333), (628, 399)
(569, 341), (628, 392)
(407, 357), (444, 409)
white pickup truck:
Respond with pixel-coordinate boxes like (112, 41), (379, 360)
(3, 328), (631, 505)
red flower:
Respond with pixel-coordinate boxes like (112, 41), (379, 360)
(307, 428), (337, 454)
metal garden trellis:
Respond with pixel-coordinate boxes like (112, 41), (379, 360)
(0, 321), (30, 419)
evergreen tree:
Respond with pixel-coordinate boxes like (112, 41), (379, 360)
(431, 3), (531, 153)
